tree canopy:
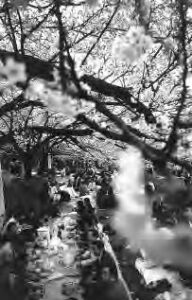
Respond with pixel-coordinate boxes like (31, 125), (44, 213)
(0, 0), (192, 171)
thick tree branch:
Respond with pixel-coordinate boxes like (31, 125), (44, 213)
(0, 133), (13, 147)
(178, 121), (192, 129)
(81, 75), (156, 123)
(0, 49), (54, 80)
(77, 112), (162, 163)
(0, 94), (44, 118)
(0, 49), (155, 122)
(29, 126), (93, 137)
(163, 0), (188, 156)
(81, 2), (120, 65)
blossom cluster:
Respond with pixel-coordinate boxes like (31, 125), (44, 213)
(113, 147), (145, 214)
(114, 147), (192, 270)
(0, 57), (27, 86)
(9, 0), (29, 10)
(86, 0), (103, 8)
(112, 26), (153, 63)
(186, 73), (192, 93)
(163, 38), (176, 53)
(112, 147), (147, 247)
(27, 78), (95, 118)
(154, 113), (170, 132)
(0, 57), (94, 119)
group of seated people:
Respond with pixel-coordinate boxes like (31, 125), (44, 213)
(145, 166), (192, 226)
(48, 160), (118, 210)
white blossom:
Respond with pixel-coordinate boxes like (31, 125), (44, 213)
(10, 0), (29, 9)
(113, 147), (145, 214)
(164, 38), (176, 52)
(186, 73), (192, 92)
(114, 147), (192, 269)
(78, 99), (95, 113)
(156, 114), (170, 131)
(81, 82), (91, 92)
(26, 80), (45, 98)
(187, 7), (192, 20)
(112, 26), (153, 63)
(1, 58), (27, 85)
(86, 0), (102, 8)
(44, 90), (77, 117)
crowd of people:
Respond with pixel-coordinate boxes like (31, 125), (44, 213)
(4, 154), (192, 229)
(48, 158), (117, 210)
(144, 165), (192, 227)
(0, 157), (125, 300)
(47, 157), (192, 230)
(1, 156), (192, 300)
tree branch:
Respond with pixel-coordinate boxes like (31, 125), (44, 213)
(29, 126), (93, 137)
(81, 74), (156, 123)
(0, 49), (155, 122)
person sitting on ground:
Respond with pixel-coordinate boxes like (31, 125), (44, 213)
(49, 181), (59, 202)
(88, 178), (97, 192)
(67, 176), (74, 187)
(96, 178), (117, 209)
(96, 185), (107, 209)
(79, 179), (89, 196)
(59, 190), (71, 202)
(64, 177), (77, 198)
(74, 175), (81, 191)
(84, 197), (97, 226)
(76, 200), (86, 214)
(84, 198), (95, 214)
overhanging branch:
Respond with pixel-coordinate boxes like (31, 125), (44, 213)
(29, 126), (93, 137)
(0, 49), (155, 122)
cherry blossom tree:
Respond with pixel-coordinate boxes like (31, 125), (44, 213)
(0, 0), (191, 172)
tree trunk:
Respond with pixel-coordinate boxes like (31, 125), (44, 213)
(0, 161), (5, 230)
(24, 159), (32, 179)
(38, 153), (48, 175)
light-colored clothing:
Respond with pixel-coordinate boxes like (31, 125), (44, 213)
(88, 182), (96, 191)
(79, 184), (89, 196)
(60, 185), (77, 198)
(66, 187), (78, 198)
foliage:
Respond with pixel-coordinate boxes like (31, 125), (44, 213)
(0, 0), (191, 170)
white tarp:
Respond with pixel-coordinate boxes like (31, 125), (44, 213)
(135, 258), (177, 285)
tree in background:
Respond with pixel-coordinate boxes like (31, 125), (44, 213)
(0, 0), (191, 171)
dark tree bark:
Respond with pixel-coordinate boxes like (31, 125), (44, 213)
(38, 152), (48, 175)
(23, 158), (32, 179)
(0, 49), (155, 122)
